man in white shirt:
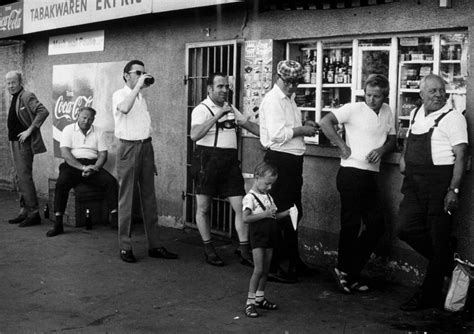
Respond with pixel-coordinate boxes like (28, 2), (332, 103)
(320, 74), (396, 294)
(112, 60), (178, 263)
(47, 107), (118, 237)
(259, 60), (318, 283)
(398, 74), (468, 311)
(190, 72), (259, 267)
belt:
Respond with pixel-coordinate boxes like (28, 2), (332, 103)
(119, 137), (152, 144)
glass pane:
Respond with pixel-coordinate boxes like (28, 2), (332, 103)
(360, 49), (390, 86)
(399, 36), (434, 61)
(322, 41), (353, 84)
(358, 38), (391, 47)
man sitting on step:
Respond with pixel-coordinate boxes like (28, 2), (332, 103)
(47, 107), (118, 237)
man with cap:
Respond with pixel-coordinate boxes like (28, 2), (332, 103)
(398, 74), (468, 311)
(259, 60), (318, 283)
(320, 74), (396, 294)
(190, 72), (259, 267)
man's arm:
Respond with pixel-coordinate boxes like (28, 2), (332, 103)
(319, 112), (350, 159)
(18, 92), (49, 143)
(60, 147), (86, 171)
(190, 107), (227, 142)
(399, 137), (407, 174)
(444, 143), (468, 213)
(116, 74), (152, 114)
(366, 135), (397, 164)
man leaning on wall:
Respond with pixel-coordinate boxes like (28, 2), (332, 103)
(5, 71), (49, 227)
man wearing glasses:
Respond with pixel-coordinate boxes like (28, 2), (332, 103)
(112, 60), (178, 263)
(259, 60), (318, 283)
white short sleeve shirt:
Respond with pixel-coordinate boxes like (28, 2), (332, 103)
(332, 102), (395, 172)
(242, 189), (277, 214)
(60, 123), (107, 160)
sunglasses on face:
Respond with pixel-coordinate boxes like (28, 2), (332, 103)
(128, 70), (146, 76)
(279, 75), (303, 87)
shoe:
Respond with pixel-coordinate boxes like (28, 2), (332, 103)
(205, 252), (225, 266)
(8, 214), (27, 224)
(244, 304), (259, 318)
(235, 249), (254, 267)
(255, 298), (278, 310)
(267, 269), (297, 284)
(349, 281), (370, 293)
(120, 249), (136, 263)
(46, 224), (64, 237)
(331, 267), (351, 294)
(18, 214), (41, 227)
(148, 247), (178, 259)
(399, 291), (439, 311)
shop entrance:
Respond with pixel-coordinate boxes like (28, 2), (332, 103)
(184, 40), (240, 238)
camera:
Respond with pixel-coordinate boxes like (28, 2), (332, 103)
(144, 76), (155, 86)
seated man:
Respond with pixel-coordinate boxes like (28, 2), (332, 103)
(47, 106), (118, 237)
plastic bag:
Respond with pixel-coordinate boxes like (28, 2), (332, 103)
(444, 254), (474, 312)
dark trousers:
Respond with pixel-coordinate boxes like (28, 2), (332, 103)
(264, 150), (303, 272)
(398, 165), (453, 301)
(336, 167), (385, 280)
(54, 160), (118, 215)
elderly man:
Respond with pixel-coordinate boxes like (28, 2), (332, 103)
(113, 59), (178, 263)
(47, 107), (118, 237)
(190, 72), (259, 267)
(320, 74), (396, 294)
(259, 60), (318, 283)
(6, 71), (49, 227)
(398, 74), (468, 311)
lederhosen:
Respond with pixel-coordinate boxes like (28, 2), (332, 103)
(248, 192), (279, 249)
(191, 103), (243, 196)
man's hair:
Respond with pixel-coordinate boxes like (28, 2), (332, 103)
(207, 72), (226, 87)
(123, 60), (144, 82)
(420, 74), (446, 91)
(78, 106), (97, 117)
(6, 70), (23, 85)
(254, 161), (278, 178)
(364, 74), (389, 97)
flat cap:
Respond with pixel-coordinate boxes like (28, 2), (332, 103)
(277, 60), (305, 81)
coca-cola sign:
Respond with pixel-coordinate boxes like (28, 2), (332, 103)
(0, 2), (23, 38)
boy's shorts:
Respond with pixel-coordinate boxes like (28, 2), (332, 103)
(191, 146), (245, 198)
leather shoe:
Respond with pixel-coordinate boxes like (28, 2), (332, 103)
(8, 214), (27, 224)
(400, 291), (439, 311)
(235, 249), (254, 267)
(267, 269), (297, 284)
(205, 253), (225, 266)
(148, 247), (178, 259)
(120, 249), (136, 263)
(19, 214), (41, 227)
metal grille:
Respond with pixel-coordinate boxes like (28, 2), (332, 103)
(184, 40), (239, 238)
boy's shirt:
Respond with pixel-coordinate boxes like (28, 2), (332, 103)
(242, 189), (277, 214)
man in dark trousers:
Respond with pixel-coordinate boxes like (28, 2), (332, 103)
(47, 107), (118, 237)
(6, 71), (49, 227)
(398, 74), (468, 311)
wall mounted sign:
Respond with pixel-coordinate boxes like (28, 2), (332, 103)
(152, 0), (243, 12)
(0, 2), (23, 38)
(48, 30), (104, 55)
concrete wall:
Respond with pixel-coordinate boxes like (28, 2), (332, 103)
(0, 0), (472, 285)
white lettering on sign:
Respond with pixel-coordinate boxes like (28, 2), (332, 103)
(49, 30), (104, 55)
(0, 8), (22, 31)
(54, 95), (94, 122)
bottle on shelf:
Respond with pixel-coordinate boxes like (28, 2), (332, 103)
(327, 56), (334, 84)
(323, 56), (329, 83)
(85, 208), (92, 230)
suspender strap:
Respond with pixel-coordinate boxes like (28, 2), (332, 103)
(410, 105), (453, 128)
(250, 192), (273, 211)
(200, 103), (219, 147)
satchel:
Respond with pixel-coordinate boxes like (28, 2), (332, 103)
(444, 254), (474, 312)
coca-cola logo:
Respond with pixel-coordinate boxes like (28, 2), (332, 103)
(0, 9), (22, 31)
(54, 94), (93, 121)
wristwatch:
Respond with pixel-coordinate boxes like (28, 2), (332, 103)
(448, 187), (460, 194)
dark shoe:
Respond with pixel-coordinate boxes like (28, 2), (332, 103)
(19, 214), (41, 227)
(46, 224), (64, 237)
(267, 269), (297, 284)
(205, 252), (225, 266)
(400, 291), (439, 311)
(235, 249), (254, 267)
(255, 298), (278, 310)
(331, 267), (351, 294)
(148, 247), (178, 259)
(244, 304), (259, 318)
(8, 214), (27, 224)
(120, 249), (136, 263)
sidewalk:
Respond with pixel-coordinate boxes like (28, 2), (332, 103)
(0, 190), (472, 334)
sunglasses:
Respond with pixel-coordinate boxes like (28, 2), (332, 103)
(128, 70), (146, 76)
(279, 75), (303, 87)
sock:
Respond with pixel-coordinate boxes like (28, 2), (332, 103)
(256, 291), (264, 303)
(203, 240), (215, 255)
(239, 242), (251, 259)
(246, 292), (256, 305)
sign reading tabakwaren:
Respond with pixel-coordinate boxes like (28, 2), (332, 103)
(0, 2), (23, 38)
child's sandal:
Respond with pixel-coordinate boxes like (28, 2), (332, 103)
(350, 281), (370, 292)
(255, 298), (278, 310)
(244, 304), (259, 317)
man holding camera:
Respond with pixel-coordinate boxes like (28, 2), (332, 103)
(112, 60), (178, 263)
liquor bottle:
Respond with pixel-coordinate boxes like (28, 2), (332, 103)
(327, 57), (334, 84)
(304, 61), (311, 84)
(323, 56), (329, 83)
(85, 208), (92, 230)
(43, 204), (49, 219)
